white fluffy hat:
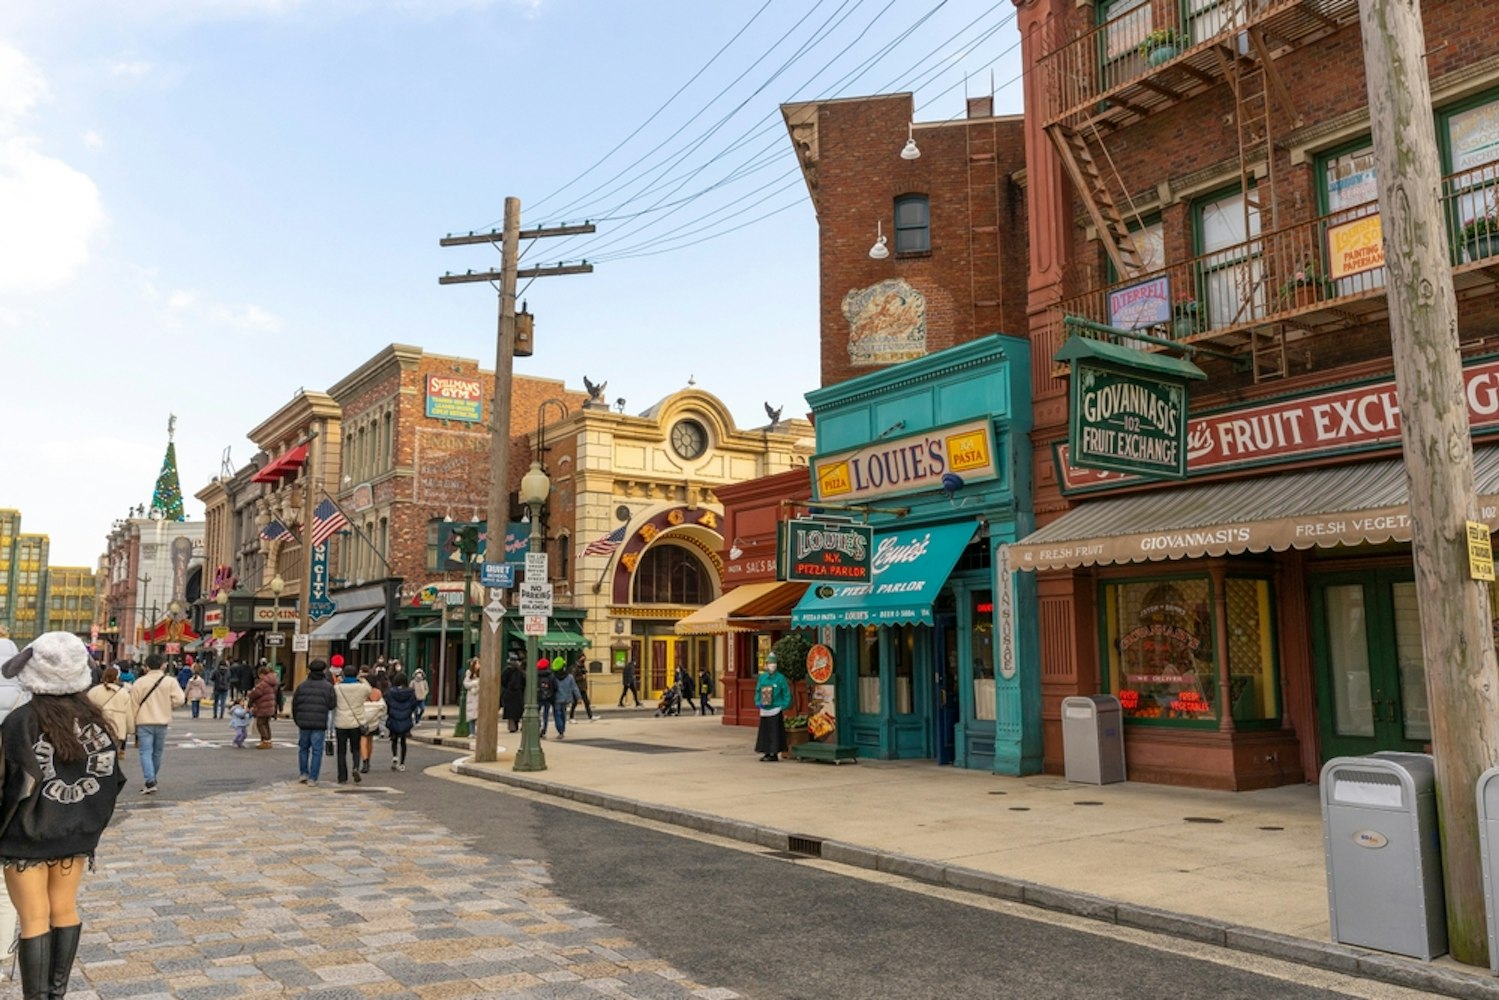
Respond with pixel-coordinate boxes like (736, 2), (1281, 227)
(2, 631), (94, 695)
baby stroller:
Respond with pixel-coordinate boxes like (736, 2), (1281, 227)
(655, 681), (682, 717)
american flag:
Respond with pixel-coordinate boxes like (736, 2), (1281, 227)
(258, 519), (297, 544)
(581, 527), (626, 559)
(310, 497), (350, 548)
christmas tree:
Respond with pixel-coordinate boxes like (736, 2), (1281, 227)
(149, 423), (186, 521)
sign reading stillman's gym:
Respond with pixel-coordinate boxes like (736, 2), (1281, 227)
(1070, 362), (1189, 479)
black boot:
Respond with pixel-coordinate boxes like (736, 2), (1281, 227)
(17, 933), (50, 1000)
(49, 923), (81, 998)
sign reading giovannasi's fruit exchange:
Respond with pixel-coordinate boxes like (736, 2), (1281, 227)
(1069, 360), (1188, 479)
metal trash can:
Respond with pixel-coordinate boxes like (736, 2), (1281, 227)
(1476, 766), (1499, 974)
(1320, 753), (1446, 960)
(1061, 695), (1125, 785)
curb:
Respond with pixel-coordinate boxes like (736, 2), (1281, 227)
(448, 759), (1499, 1000)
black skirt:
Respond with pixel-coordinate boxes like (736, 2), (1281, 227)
(754, 713), (786, 755)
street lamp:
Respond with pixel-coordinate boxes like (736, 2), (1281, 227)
(269, 575), (285, 678)
(514, 460), (550, 772)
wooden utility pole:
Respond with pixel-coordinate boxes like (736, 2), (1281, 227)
(1359, 0), (1499, 965)
(439, 202), (593, 764)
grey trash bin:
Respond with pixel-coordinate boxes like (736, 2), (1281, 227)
(1320, 753), (1446, 960)
(1061, 695), (1125, 785)
(1477, 766), (1499, 974)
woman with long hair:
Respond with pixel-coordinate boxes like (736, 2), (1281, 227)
(0, 632), (125, 999)
(86, 665), (135, 748)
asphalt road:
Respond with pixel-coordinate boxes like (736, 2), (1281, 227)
(127, 719), (1417, 999)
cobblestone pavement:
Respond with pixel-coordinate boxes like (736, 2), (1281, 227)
(66, 782), (740, 1000)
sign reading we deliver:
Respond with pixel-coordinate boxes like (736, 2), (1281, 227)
(812, 418), (997, 504)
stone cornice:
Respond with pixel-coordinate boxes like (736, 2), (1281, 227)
(326, 344), (425, 404)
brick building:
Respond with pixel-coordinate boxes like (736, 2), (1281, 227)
(783, 91), (1028, 387)
(327, 344), (589, 701)
(1007, 0), (1499, 787)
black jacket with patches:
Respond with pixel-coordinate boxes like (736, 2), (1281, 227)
(0, 700), (125, 863)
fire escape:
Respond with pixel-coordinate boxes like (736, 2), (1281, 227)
(1040, 0), (1362, 381)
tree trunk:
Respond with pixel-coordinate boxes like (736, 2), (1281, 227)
(1359, 0), (1499, 966)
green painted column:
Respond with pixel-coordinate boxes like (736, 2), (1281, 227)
(993, 543), (1042, 775)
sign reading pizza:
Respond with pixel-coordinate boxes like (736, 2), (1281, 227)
(812, 418), (997, 504)
(780, 519), (872, 584)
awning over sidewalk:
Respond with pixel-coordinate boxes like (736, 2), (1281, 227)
(791, 522), (978, 627)
(308, 608), (379, 641)
(250, 444), (308, 484)
(1010, 448), (1499, 572)
(350, 610), (385, 645)
(675, 581), (788, 635)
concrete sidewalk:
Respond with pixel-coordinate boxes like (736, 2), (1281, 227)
(417, 712), (1499, 1000)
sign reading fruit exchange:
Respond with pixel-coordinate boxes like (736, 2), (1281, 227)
(1069, 359), (1188, 479)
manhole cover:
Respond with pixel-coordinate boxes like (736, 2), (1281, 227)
(1073, 801), (1103, 806)
(1009, 807), (1030, 812)
(1183, 816), (1223, 824)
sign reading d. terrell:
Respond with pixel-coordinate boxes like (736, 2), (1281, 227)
(1070, 360), (1188, 479)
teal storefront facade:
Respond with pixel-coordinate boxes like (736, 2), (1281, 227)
(792, 335), (1041, 774)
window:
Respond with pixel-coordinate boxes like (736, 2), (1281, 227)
(1102, 577), (1218, 724)
(631, 545), (710, 605)
(382, 411), (394, 472)
(1440, 92), (1499, 262)
(1318, 142), (1385, 295)
(1224, 578), (1280, 724)
(970, 591), (996, 722)
(894, 195), (930, 253)
(557, 534), (571, 571)
(857, 626), (881, 715)
(891, 625), (916, 714)
(426, 520), (441, 572)
(1195, 188), (1263, 330)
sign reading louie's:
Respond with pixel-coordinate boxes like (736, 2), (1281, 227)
(1058, 335), (1204, 481)
(812, 418), (998, 504)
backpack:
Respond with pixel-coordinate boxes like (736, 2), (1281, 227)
(537, 672), (557, 702)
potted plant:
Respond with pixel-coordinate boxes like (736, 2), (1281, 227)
(1138, 28), (1186, 66)
(1281, 257), (1334, 309)
(770, 631), (812, 713)
(1461, 211), (1499, 262)
(783, 714), (811, 753)
(1172, 297), (1199, 339)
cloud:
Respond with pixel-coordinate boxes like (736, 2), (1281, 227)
(82, 129), (104, 149)
(167, 289), (195, 311)
(158, 286), (282, 332)
(213, 303), (282, 331)
(108, 59), (154, 79)
(0, 43), (105, 295)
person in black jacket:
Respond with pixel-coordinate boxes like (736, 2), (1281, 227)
(383, 672), (418, 771)
(0, 632), (125, 1000)
(500, 654), (525, 733)
(678, 664), (698, 712)
(210, 661), (230, 719)
(290, 660), (337, 786)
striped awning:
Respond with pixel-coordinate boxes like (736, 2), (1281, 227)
(1010, 449), (1499, 572)
(676, 581), (787, 635)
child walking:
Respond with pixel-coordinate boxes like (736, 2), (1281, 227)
(228, 698), (251, 748)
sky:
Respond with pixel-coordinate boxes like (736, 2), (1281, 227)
(0, 0), (1024, 567)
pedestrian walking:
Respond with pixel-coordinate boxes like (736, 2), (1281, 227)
(410, 667), (430, 725)
(175, 660), (193, 690)
(117, 660), (137, 685)
(537, 659), (559, 737)
(359, 686), (385, 772)
(698, 664), (717, 715)
(568, 654), (594, 721)
(228, 698), (251, 748)
(678, 664), (698, 712)
(753, 652), (792, 762)
(551, 661), (580, 740)
(332, 663), (372, 784)
(291, 659), (337, 785)
(384, 672), (417, 771)
(461, 658), (481, 732)
(248, 665), (279, 749)
(129, 653), (184, 793)
(0, 632), (125, 1000)
(499, 654), (524, 733)
(184, 669), (207, 719)
(618, 656), (641, 707)
(0, 626), (32, 968)
(210, 660), (230, 719)
(86, 666), (134, 748)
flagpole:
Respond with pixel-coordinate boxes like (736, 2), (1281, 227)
(319, 489), (392, 574)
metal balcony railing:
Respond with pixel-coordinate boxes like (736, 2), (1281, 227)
(1041, 0), (1359, 128)
(1055, 163), (1499, 350)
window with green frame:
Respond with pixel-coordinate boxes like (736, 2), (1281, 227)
(1098, 0), (1150, 90)
(1438, 88), (1499, 262)
(1316, 139), (1384, 295)
(1100, 573), (1281, 727)
(1194, 186), (1263, 330)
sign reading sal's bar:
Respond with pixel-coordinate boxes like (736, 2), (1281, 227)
(1058, 354), (1499, 493)
(426, 375), (483, 422)
(779, 518), (872, 584)
(1058, 336), (1205, 481)
(812, 418), (997, 503)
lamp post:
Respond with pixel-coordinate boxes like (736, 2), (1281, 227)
(514, 460), (550, 772)
(269, 574), (285, 678)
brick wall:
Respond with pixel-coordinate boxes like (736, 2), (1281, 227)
(810, 93), (1029, 388)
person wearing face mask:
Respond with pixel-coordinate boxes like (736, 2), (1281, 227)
(753, 652), (793, 762)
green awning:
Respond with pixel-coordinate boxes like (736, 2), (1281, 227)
(791, 521), (978, 627)
(1054, 333), (1207, 381)
(533, 630), (589, 651)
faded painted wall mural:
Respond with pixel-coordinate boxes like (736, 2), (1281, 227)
(843, 278), (927, 365)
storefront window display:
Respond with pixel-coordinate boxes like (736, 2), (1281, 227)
(857, 626), (881, 715)
(1102, 577), (1218, 724)
(892, 625), (916, 715)
(971, 591), (996, 721)
(1224, 577), (1280, 725)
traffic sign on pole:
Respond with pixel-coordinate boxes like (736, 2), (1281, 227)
(518, 582), (553, 616)
(524, 615), (546, 636)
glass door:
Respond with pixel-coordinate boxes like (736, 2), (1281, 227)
(933, 615), (959, 765)
(1311, 570), (1430, 760)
